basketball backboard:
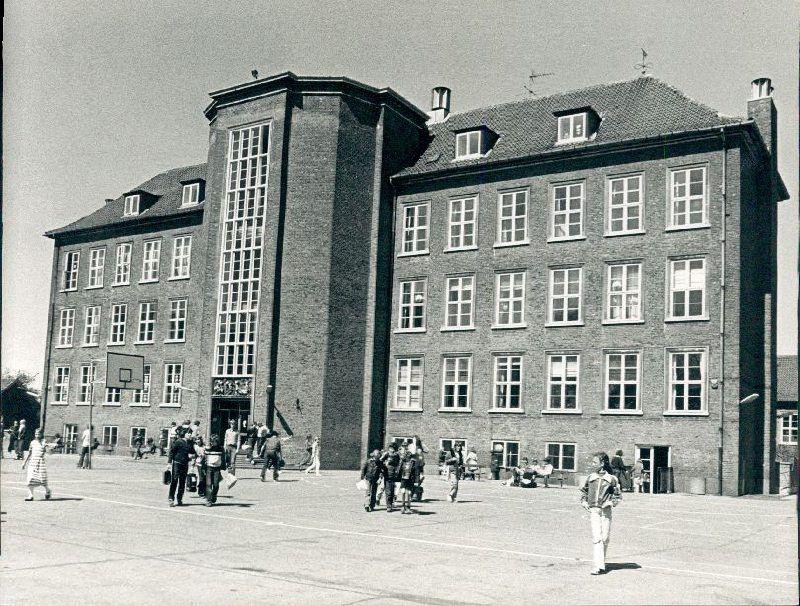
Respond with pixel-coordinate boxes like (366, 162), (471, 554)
(106, 352), (145, 390)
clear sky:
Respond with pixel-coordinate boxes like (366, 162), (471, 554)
(3, 0), (797, 387)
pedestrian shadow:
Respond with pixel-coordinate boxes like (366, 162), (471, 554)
(605, 563), (641, 572)
(208, 503), (253, 508)
(410, 510), (436, 516)
(44, 497), (84, 502)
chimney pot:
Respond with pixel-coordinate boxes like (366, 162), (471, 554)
(429, 86), (451, 123)
(750, 77), (773, 100)
(105, 198), (114, 205)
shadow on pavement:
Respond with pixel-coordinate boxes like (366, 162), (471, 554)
(605, 563), (642, 572)
(43, 497), (84, 502)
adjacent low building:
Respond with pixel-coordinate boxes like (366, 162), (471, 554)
(41, 72), (788, 494)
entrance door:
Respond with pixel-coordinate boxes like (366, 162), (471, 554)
(211, 399), (251, 444)
(636, 445), (672, 494)
(64, 424), (78, 454)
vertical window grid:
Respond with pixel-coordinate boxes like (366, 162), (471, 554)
(670, 167), (706, 227)
(605, 352), (640, 411)
(168, 299), (188, 342)
(141, 240), (161, 282)
(780, 414), (798, 445)
(133, 365), (151, 405)
(114, 243), (132, 285)
(182, 183), (200, 206)
(170, 236), (192, 279)
(62, 251), (80, 290)
(88, 248), (106, 288)
(547, 354), (579, 410)
(608, 175), (643, 233)
(497, 191), (527, 244)
(78, 364), (96, 404)
(394, 358), (423, 409)
(83, 306), (101, 346)
(137, 302), (156, 343)
(401, 203), (429, 254)
(495, 271), (525, 326)
(669, 351), (706, 412)
(607, 263), (641, 321)
(546, 442), (576, 471)
(549, 268), (582, 324)
(669, 258), (706, 319)
(109, 304), (127, 344)
(551, 183), (584, 239)
(493, 355), (522, 410)
(163, 363), (183, 406)
(557, 114), (587, 143)
(455, 131), (481, 159)
(130, 427), (147, 447)
(398, 279), (426, 330)
(105, 387), (121, 405)
(102, 426), (119, 446)
(492, 440), (519, 468)
(214, 123), (270, 377)
(447, 196), (477, 249)
(58, 309), (76, 347)
(441, 356), (471, 409)
(124, 194), (140, 216)
(53, 367), (70, 403)
(445, 276), (474, 328)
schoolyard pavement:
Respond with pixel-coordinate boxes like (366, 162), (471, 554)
(0, 454), (797, 605)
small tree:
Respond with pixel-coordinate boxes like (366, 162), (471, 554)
(1, 369), (41, 430)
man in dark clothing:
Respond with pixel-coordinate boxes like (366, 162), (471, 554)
(360, 449), (385, 512)
(259, 430), (282, 482)
(203, 434), (227, 506)
(168, 429), (194, 506)
(381, 443), (401, 512)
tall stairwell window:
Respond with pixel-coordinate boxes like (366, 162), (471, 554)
(214, 123), (270, 377)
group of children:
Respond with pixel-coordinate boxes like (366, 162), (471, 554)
(165, 425), (228, 507)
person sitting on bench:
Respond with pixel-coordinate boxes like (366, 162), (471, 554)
(533, 457), (555, 487)
(463, 447), (480, 480)
(503, 457), (534, 487)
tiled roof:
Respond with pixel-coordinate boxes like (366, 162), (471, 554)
(396, 76), (743, 178)
(778, 356), (798, 402)
(46, 163), (206, 237)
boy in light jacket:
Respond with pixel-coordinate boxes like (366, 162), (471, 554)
(580, 452), (621, 575)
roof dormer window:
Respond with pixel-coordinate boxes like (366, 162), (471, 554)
(124, 194), (140, 217)
(181, 183), (200, 207)
(455, 130), (482, 160)
(557, 113), (588, 144)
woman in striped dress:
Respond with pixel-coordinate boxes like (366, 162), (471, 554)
(21, 429), (51, 501)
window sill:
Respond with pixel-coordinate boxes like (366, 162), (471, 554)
(491, 323), (528, 330)
(113, 282), (130, 287)
(437, 408), (472, 413)
(663, 411), (709, 417)
(602, 319), (645, 325)
(444, 246), (478, 253)
(600, 410), (643, 416)
(76, 402), (94, 407)
(452, 153), (484, 162)
(778, 441), (798, 446)
(159, 403), (182, 408)
(440, 326), (475, 332)
(85, 285), (104, 290)
(397, 250), (429, 258)
(664, 316), (709, 323)
(541, 409), (583, 415)
(138, 279), (160, 285)
(164, 339), (186, 344)
(604, 229), (646, 238)
(50, 401), (69, 406)
(82, 343), (100, 348)
(547, 235), (586, 243)
(388, 408), (424, 413)
(394, 328), (427, 334)
(103, 403), (122, 407)
(493, 240), (530, 249)
(545, 322), (585, 328)
(55, 345), (73, 349)
(129, 403), (151, 407)
(107, 342), (126, 347)
(556, 137), (588, 146)
(488, 408), (525, 414)
(60, 288), (78, 293)
(665, 223), (710, 232)
(134, 341), (154, 346)
(168, 276), (190, 282)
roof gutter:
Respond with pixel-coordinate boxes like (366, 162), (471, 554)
(44, 205), (204, 240)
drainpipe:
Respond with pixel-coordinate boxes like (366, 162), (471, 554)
(717, 127), (727, 496)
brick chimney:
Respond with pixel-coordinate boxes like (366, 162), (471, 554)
(747, 77), (777, 166)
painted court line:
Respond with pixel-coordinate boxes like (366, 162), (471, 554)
(5, 486), (796, 588)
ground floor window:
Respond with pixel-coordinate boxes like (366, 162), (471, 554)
(440, 438), (467, 452)
(545, 442), (576, 471)
(105, 387), (121, 405)
(129, 426), (147, 447)
(779, 413), (798, 445)
(63, 424), (78, 450)
(103, 426), (118, 446)
(492, 440), (519, 469)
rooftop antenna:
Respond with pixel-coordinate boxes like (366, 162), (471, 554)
(634, 48), (652, 76)
(251, 69), (259, 80)
(524, 71), (554, 96)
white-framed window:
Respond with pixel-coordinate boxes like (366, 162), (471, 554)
(607, 174), (643, 234)
(551, 182), (584, 240)
(669, 167), (707, 228)
(546, 442), (576, 471)
(495, 271), (525, 327)
(78, 364), (95, 404)
(162, 363), (183, 406)
(444, 275), (474, 329)
(137, 302), (156, 343)
(215, 122), (270, 378)
(668, 258), (706, 320)
(102, 425), (119, 446)
(605, 352), (640, 412)
(667, 349), (706, 413)
(181, 183), (200, 207)
(547, 354), (580, 411)
(87, 248), (106, 288)
(393, 358), (423, 410)
(606, 263), (642, 322)
(401, 202), (429, 255)
(114, 243), (132, 285)
(105, 387), (121, 405)
(455, 130), (482, 160)
(130, 426), (147, 447)
(440, 438), (467, 452)
(398, 279), (426, 331)
(53, 367), (70, 404)
(492, 440), (519, 468)
(62, 251), (80, 291)
(779, 413), (798, 445)
(109, 303), (127, 344)
(167, 299), (188, 342)
(441, 356), (472, 410)
(496, 190), (528, 245)
(447, 196), (478, 250)
(548, 267), (582, 324)
(141, 240), (161, 283)
(123, 194), (140, 217)
(83, 305), (101, 346)
(492, 355), (523, 410)
(557, 113), (587, 144)
(58, 309), (76, 347)
(132, 364), (151, 406)
(170, 235), (192, 279)
(63, 424), (78, 448)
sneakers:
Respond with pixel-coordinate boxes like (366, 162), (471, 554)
(205, 502), (213, 507)
(45, 492), (52, 500)
(169, 500), (175, 507)
(24, 496), (33, 502)
(590, 569), (607, 576)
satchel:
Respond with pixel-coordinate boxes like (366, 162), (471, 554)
(162, 467), (172, 485)
(186, 472), (198, 492)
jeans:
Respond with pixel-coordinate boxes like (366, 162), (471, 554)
(260, 452), (280, 480)
(589, 506), (613, 571)
(77, 446), (90, 468)
(169, 463), (189, 503)
(205, 467), (222, 504)
(449, 473), (459, 500)
(364, 480), (378, 509)
(225, 445), (237, 474)
(384, 478), (397, 508)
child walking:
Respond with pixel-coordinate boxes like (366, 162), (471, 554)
(399, 450), (417, 514)
(360, 449), (384, 512)
(304, 436), (320, 475)
(580, 452), (621, 575)
(21, 429), (51, 501)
